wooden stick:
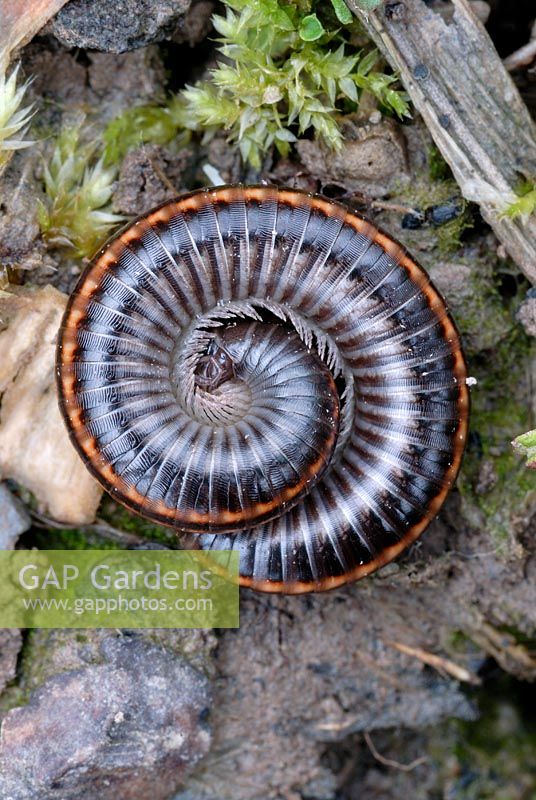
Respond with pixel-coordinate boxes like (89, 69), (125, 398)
(345, 0), (536, 284)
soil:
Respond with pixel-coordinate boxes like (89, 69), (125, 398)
(0, 1), (534, 799)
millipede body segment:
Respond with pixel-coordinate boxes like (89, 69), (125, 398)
(57, 185), (469, 593)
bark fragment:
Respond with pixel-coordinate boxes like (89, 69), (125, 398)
(346, 0), (536, 283)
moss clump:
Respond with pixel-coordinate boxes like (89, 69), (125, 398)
(502, 180), (536, 221)
(103, 0), (409, 170)
(29, 526), (121, 551)
(475, 453), (535, 547)
(428, 143), (453, 183)
(512, 428), (536, 469)
(37, 123), (124, 258)
(98, 498), (177, 547)
(434, 208), (472, 255)
(102, 97), (192, 166)
(183, 0), (409, 168)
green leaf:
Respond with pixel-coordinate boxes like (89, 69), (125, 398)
(299, 14), (325, 42)
(330, 0), (353, 24)
(502, 185), (536, 220)
(339, 76), (358, 101)
(274, 127), (297, 142)
(512, 429), (536, 469)
(357, 48), (379, 76)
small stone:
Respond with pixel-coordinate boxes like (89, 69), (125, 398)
(0, 483), (31, 549)
(49, 0), (193, 53)
(426, 197), (464, 226)
(402, 208), (426, 229)
(368, 110), (382, 125)
(0, 636), (211, 800)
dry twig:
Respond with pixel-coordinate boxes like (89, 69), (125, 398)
(346, 0), (536, 283)
(387, 640), (482, 685)
(469, 620), (536, 680)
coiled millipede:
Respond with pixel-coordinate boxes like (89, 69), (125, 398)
(57, 185), (470, 594)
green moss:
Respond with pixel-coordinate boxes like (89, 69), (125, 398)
(478, 455), (535, 546)
(37, 123), (124, 258)
(512, 428), (536, 469)
(103, 0), (409, 170)
(30, 526), (121, 550)
(495, 625), (536, 650)
(98, 498), (177, 546)
(443, 676), (536, 799)
(446, 629), (475, 655)
(428, 143), (452, 183)
(0, 62), (35, 175)
(442, 262), (512, 356)
(328, 0), (353, 24)
(0, 630), (49, 711)
(460, 330), (536, 546)
(103, 98), (192, 166)
(0, 629), (108, 712)
(184, 0), (409, 168)
(502, 180), (536, 221)
(392, 176), (473, 258)
(351, 0), (383, 8)
(0, 684), (27, 713)
(469, 330), (531, 433)
(435, 210), (472, 255)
